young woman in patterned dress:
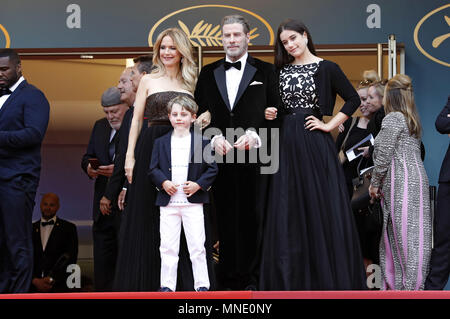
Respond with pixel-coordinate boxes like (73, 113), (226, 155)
(369, 74), (431, 290)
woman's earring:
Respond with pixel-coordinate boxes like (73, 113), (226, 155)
(181, 57), (184, 64)
(305, 38), (308, 45)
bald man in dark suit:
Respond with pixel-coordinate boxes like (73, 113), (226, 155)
(31, 193), (78, 293)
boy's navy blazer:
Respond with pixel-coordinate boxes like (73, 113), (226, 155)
(149, 129), (218, 206)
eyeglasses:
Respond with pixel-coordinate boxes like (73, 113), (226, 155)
(359, 79), (372, 86)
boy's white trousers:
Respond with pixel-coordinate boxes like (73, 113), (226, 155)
(159, 203), (209, 291)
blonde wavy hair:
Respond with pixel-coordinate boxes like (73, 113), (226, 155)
(357, 70), (380, 90)
(152, 28), (197, 93)
(368, 78), (388, 100)
(383, 74), (422, 138)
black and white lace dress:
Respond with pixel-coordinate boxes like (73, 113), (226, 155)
(259, 62), (366, 290)
(279, 63), (319, 110)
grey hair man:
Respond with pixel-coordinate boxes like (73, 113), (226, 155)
(81, 86), (128, 291)
(194, 15), (279, 290)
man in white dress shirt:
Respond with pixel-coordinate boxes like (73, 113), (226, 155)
(194, 15), (279, 290)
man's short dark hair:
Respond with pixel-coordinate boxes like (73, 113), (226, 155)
(133, 55), (153, 74)
(0, 48), (21, 65)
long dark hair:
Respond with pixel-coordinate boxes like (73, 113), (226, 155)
(274, 19), (316, 69)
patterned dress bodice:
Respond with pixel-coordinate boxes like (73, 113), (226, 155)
(279, 62), (320, 110)
(144, 91), (193, 121)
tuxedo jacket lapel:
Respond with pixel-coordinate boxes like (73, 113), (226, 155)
(34, 219), (59, 253)
(33, 223), (44, 252)
(234, 57), (257, 109)
(43, 218), (60, 252)
(101, 123), (112, 164)
(213, 61), (232, 111)
(0, 80), (27, 120)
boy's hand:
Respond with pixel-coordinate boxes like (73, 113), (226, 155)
(162, 180), (178, 196)
(183, 181), (200, 197)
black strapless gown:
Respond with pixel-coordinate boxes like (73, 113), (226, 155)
(113, 91), (216, 291)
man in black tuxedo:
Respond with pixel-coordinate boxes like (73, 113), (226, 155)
(425, 96), (450, 290)
(100, 56), (153, 215)
(31, 193), (78, 293)
(81, 87), (128, 291)
(0, 49), (50, 293)
(194, 15), (279, 290)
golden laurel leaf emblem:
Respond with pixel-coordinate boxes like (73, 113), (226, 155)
(431, 15), (450, 48)
(148, 5), (274, 47)
(177, 20), (260, 47)
(0, 24), (11, 48)
(414, 4), (450, 67)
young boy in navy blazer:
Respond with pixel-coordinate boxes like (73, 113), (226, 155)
(149, 95), (218, 292)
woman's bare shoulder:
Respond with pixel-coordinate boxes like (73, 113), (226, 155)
(141, 73), (160, 83)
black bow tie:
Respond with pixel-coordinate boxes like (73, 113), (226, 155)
(0, 87), (12, 97)
(41, 220), (55, 226)
(224, 61), (241, 71)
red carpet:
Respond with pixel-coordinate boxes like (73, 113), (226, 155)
(1, 291), (449, 299)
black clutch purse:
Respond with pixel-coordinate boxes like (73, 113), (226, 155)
(351, 161), (373, 212)
(351, 159), (383, 232)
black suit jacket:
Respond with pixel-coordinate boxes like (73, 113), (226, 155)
(104, 107), (133, 206)
(195, 55), (280, 147)
(81, 118), (114, 221)
(32, 217), (78, 291)
(149, 129), (218, 206)
(0, 80), (49, 188)
(436, 96), (450, 183)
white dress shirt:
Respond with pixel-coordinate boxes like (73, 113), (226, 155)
(211, 53), (261, 149)
(225, 52), (248, 109)
(40, 216), (57, 251)
(0, 76), (25, 111)
(110, 129), (117, 142)
(169, 134), (191, 205)
(109, 128), (117, 161)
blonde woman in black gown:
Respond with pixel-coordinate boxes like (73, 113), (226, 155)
(261, 19), (366, 290)
(114, 28), (213, 291)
